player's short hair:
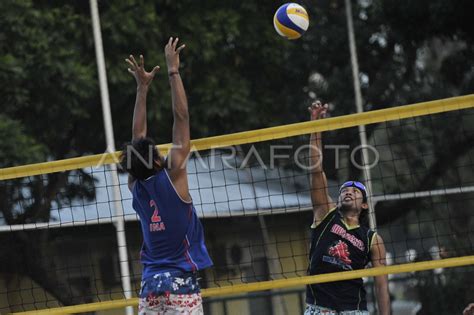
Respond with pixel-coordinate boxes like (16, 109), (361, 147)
(120, 137), (164, 180)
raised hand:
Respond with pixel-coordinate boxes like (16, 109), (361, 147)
(308, 100), (329, 121)
(464, 303), (474, 315)
(164, 37), (185, 74)
(125, 54), (160, 88)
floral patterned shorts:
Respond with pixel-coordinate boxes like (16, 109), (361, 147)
(139, 271), (203, 315)
(304, 304), (369, 315)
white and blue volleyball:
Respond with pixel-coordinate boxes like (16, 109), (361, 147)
(273, 3), (309, 40)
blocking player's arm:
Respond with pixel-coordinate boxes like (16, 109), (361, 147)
(126, 55), (160, 140)
(308, 101), (336, 226)
(125, 54), (160, 190)
(165, 37), (192, 202)
(371, 234), (391, 315)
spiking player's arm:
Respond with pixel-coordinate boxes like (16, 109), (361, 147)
(371, 234), (391, 315)
(125, 54), (160, 189)
(308, 101), (336, 226)
(164, 37), (191, 202)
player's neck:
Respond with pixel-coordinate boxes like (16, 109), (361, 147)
(339, 207), (360, 226)
(342, 213), (359, 226)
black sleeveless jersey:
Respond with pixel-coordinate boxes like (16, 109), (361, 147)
(306, 208), (376, 311)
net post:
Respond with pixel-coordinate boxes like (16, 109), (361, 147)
(345, 0), (377, 230)
(89, 0), (134, 313)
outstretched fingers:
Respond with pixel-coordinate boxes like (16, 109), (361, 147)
(125, 57), (136, 70)
(151, 65), (160, 76)
(172, 37), (179, 50)
(165, 36), (185, 54)
(312, 102), (328, 110)
(308, 100), (329, 119)
(126, 53), (161, 80)
(320, 105), (328, 118)
(311, 100), (322, 108)
(176, 44), (186, 54)
(125, 55), (138, 76)
(129, 55), (139, 68)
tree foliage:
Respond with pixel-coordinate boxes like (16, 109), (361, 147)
(0, 0), (473, 309)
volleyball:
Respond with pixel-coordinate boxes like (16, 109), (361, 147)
(273, 3), (309, 40)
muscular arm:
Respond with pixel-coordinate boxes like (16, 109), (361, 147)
(165, 37), (191, 201)
(128, 83), (149, 190)
(308, 102), (336, 226)
(126, 55), (159, 140)
(371, 234), (391, 315)
(132, 85), (149, 140)
(169, 72), (190, 170)
(125, 54), (160, 190)
(167, 70), (191, 200)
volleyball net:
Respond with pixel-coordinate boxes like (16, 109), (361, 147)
(1, 95), (474, 314)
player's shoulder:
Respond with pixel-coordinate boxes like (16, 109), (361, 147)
(368, 231), (385, 250)
(311, 206), (338, 229)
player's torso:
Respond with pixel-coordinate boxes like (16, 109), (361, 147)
(309, 210), (374, 274)
(132, 170), (210, 276)
(133, 170), (191, 249)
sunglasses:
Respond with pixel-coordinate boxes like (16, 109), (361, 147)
(339, 181), (367, 201)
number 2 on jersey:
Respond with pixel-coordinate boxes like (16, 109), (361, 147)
(150, 200), (161, 223)
(149, 200), (165, 232)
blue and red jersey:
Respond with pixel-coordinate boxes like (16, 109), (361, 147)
(132, 169), (213, 280)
